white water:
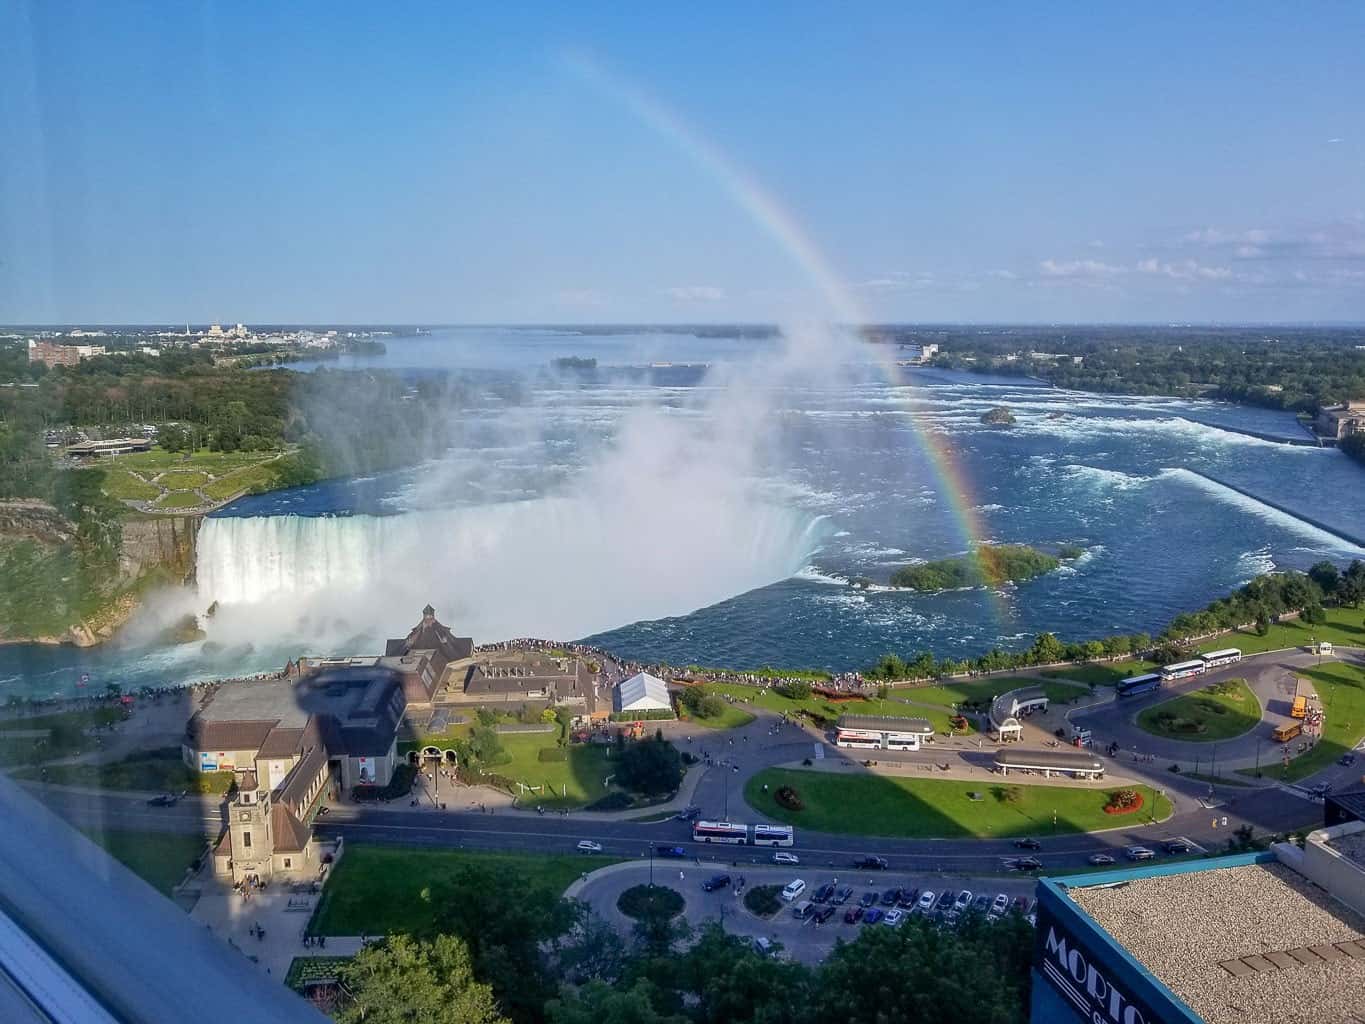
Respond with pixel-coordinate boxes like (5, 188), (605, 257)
(196, 497), (827, 647)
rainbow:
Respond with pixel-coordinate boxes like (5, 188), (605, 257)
(565, 53), (1009, 621)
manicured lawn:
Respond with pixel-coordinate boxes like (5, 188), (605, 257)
(101, 467), (160, 500)
(1135, 678), (1261, 742)
(1200, 606), (1365, 656)
(1241, 660), (1365, 782)
(702, 683), (850, 722)
(156, 469), (210, 488)
(310, 846), (622, 935)
(81, 828), (205, 895)
(493, 733), (614, 808)
(35, 747), (235, 794)
(1042, 661), (1158, 686)
(683, 699), (756, 730)
(154, 490), (205, 509)
(744, 768), (1172, 839)
(202, 462), (280, 501)
(894, 679), (1088, 708)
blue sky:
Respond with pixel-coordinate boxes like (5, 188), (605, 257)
(2, 2), (1363, 324)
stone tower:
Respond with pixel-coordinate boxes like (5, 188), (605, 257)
(226, 771), (274, 884)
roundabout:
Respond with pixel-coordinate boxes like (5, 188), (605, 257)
(1133, 677), (1261, 742)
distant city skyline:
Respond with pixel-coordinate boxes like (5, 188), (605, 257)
(2, 3), (1363, 324)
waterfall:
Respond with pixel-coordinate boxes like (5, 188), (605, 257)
(195, 498), (827, 643)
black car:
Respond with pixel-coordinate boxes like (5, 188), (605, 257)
(881, 888), (901, 906)
(859, 891), (878, 908)
(1014, 856), (1043, 872)
(813, 883), (836, 903)
(1013, 837), (1042, 850)
(1163, 839), (1193, 854)
(854, 855), (888, 870)
(702, 874), (732, 892)
(814, 905), (837, 925)
(832, 887), (854, 905)
(675, 806), (702, 822)
(146, 793), (178, 807)
(897, 887), (919, 909)
(654, 845), (687, 858)
(1339, 753), (1357, 767)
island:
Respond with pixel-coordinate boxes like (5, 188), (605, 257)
(889, 543), (1062, 591)
(980, 405), (1016, 426)
(552, 356), (597, 371)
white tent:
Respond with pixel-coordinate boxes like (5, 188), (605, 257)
(613, 671), (672, 714)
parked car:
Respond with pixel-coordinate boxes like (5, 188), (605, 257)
(1339, 752), (1357, 767)
(935, 890), (956, 912)
(814, 905), (837, 924)
(897, 887), (919, 909)
(702, 874), (732, 892)
(1012, 896), (1029, 914)
(1087, 852), (1116, 866)
(853, 855), (888, 870)
(792, 900), (815, 921)
(813, 883), (835, 903)
(781, 879), (807, 902)
(1163, 838), (1193, 854)
(1125, 846), (1156, 861)
(576, 840), (603, 853)
(1013, 837), (1042, 850)
(773, 851), (800, 865)
(883, 908), (905, 926)
(859, 891), (878, 908)
(863, 908), (884, 924)
(917, 890), (936, 911)
(654, 845), (686, 858)
(955, 890), (974, 912)
(991, 894), (1010, 916)
(844, 906), (864, 924)
(833, 886), (854, 905)
(881, 888), (901, 906)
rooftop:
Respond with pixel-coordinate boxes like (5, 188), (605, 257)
(1068, 861), (1365, 1024)
(836, 714), (934, 733)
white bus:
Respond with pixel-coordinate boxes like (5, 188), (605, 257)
(1160, 659), (1206, 682)
(1200, 648), (1242, 669)
(693, 820), (749, 844)
(751, 824), (795, 847)
(835, 728), (884, 749)
(884, 732), (922, 752)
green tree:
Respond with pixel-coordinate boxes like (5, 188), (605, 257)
(615, 733), (683, 797)
(336, 934), (508, 1024)
(546, 979), (687, 1024)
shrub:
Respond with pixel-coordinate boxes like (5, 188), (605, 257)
(585, 791), (633, 811)
(744, 885), (782, 917)
(537, 747), (567, 762)
(1103, 788), (1145, 815)
(617, 885), (684, 921)
(775, 785), (804, 811)
(774, 680), (813, 701)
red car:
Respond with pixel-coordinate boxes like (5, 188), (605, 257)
(844, 906), (864, 924)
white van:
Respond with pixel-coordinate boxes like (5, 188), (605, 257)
(781, 879), (807, 902)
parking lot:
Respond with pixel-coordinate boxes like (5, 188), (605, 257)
(572, 860), (1040, 964)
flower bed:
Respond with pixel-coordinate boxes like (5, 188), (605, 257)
(1102, 790), (1145, 816)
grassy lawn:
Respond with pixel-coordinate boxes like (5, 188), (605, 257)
(156, 469), (210, 488)
(310, 846), (622, 935)
(493, 733), (614, 808)
(1041, 660), (1158, 686)
(702, 682), (850, 721)
(1200, 606), (1365, 656)
(80, 828), (205, 895)
(1240, 660), (1365, 782)
(1135, 678), (1261, 742)
(201, 462), (282, 501)
(101, 467), (161, 500)
(683, 701), (756, 730)
(34, 747), (235, 794)
(744, 768), (1172, 839)
(895, 679), (1090, 708)
(153, 490), (205, 509)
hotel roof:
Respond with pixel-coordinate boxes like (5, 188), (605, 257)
(1067, 861), (1365, 1024)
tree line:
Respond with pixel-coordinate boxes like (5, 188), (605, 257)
(326, 857), (1034, 1024)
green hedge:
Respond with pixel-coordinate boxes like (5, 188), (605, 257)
(537, 747), (567, 762)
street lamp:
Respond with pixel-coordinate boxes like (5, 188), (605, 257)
(649, 844), (655, 888)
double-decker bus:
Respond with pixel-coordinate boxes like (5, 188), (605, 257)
(1117, 673), (1161, 698)
(1199, 648), (1242, 670)
(692, 820), (749, 844)
(751, 824), (795, 847)
(1159, 659), (1206, 682)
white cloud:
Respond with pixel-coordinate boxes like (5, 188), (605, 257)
(1136, 258), (1234, 282)
(663, 285), (726, 302)
(1038, 258), (1126, 279)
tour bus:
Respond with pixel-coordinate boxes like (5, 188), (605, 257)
(1160, 659), (1206, 682)
(883, 732), (922, 752)
(834, 727), (884, 750)
(1117, 673), (1161, 698)
(1200, 648), (1243, 670)
(751, 824), (795, 847)
(692, 821), (750, 844)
